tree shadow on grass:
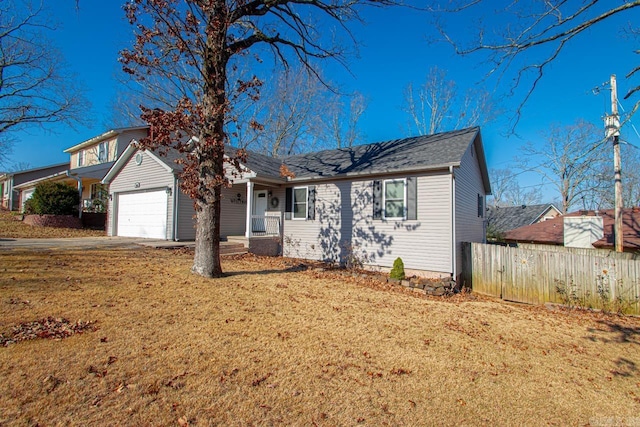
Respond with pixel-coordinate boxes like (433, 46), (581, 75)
(585, 320), (640, 345)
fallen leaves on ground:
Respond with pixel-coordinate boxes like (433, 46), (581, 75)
(0, 316), (96, 346)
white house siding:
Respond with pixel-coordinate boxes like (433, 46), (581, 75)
(107, 151), (175, 239)
(283, 171), (453, 274)
(454, 141), (487, 279)
(175, 187), (196, 240)
(220, 184), (248, 237)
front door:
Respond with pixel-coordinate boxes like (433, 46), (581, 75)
(253, 190), (268, 232)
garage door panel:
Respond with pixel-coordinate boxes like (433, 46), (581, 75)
(117, 190), (168, 239)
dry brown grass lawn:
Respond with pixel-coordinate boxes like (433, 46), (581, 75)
(0, 210), (105, 238)
(1, 248), (640, 426)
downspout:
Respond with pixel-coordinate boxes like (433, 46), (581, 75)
(8, 177), (13, 211)
(172, 174), (179, 241)
(450, 165), (456, 282)
(66, 171), (83, 219)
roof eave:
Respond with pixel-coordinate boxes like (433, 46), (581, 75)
(287, 162), (459, 183)
(64, 126), (149, 153)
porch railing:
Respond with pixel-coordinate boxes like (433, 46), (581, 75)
(250, 215), (281, 237)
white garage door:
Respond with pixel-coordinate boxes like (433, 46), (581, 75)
(117, 190), (168, 239)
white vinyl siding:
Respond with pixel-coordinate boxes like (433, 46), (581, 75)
(454, 141), (488, 279)
(283, 171), (452, 274)
(220, 184), (248, 237)
(176, 186), (196, 240)
(107, 150), (174, 239)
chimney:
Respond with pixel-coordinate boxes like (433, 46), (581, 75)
(564, 216), (604, 249)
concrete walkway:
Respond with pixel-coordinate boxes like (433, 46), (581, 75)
(0, 237), (195, 251)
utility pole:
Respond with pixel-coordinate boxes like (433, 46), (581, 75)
(605, 74), (623, 252)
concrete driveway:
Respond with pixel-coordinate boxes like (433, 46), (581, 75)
(0, 237), (194, 251)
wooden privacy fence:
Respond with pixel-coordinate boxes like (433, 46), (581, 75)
(461, 242), (640, 315)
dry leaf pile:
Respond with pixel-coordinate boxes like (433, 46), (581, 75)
(0, 316), (95, 346)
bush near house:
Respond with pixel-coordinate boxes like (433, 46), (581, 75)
(389, 257), (405, 280)
(26, 182), (79, 216)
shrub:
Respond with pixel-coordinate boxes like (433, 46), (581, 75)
(29, 182), (79, 216)
(389, 257), (405, 280)
(23, 198), (36, 215)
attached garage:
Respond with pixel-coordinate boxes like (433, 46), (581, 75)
(116, 190), (168, 238)
(103, 145), (197, 241)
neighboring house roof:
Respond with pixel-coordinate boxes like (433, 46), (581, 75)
(63, 126), (149, 153)
(103, 127), (491, 191)
(0, 163), (69, 186)
(14, 162), (115, 190)
(13, 171), (72, 190)
(503, 208), (640, 251)
(487, 203), (561, 234)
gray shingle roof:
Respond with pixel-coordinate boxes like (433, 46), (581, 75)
(121, 127), (487, 186)
(284, 127), (480, 179)
(487, 204), (559, 234)
(225, 147), (284, 179)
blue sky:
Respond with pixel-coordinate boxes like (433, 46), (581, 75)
(7, 2), (640, 203)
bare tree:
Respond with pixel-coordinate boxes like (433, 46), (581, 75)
(488, 167), (541, 207)
(120, 0), (401, 278)
(326, 91), (367, 148)
(432, 1), (640, 126)
(403, 66), (495, 135)
(238, 67), (329, 157)
(518, 120), (607, 213)
(591, 143), (640, 209)
(0, 0), (88, 165)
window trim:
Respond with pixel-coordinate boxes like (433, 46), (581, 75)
(383, 178), (407, 220)
(98, 141), (109, 163)
(292, 186), (308, 220)
(77, 150), (84, 167)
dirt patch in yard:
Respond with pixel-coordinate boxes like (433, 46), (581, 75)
(0, 210), (105, 238)
(1, 249), (640, 425)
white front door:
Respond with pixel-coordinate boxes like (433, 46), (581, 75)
(253, 190), (268, 232)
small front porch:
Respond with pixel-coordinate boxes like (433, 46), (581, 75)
(222, 180), (285, 256)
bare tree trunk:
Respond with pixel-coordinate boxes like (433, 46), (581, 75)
(192, 196), (222, 277)
(191, 3), (228, 278)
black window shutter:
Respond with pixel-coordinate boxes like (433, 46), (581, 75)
(285, 187), (292, 220)
(307, 186), (316, 220)
(406, 177), (417, 220)
(372, 180), (382, 219)
(477, 194), (483, 218)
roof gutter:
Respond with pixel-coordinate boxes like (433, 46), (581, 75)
(286, 163), (460, 184)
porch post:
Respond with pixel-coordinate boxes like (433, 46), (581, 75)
(245, 181), (253, 238)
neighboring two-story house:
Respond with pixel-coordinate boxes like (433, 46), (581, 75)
(12, 126), (149, 213)
(0, 163), (69, 211)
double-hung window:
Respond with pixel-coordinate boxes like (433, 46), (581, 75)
(77, 150), (84, 167)
(98, 142), (109, 163)
(293, 187), (308, 220)
(383, 179), (406, 219)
